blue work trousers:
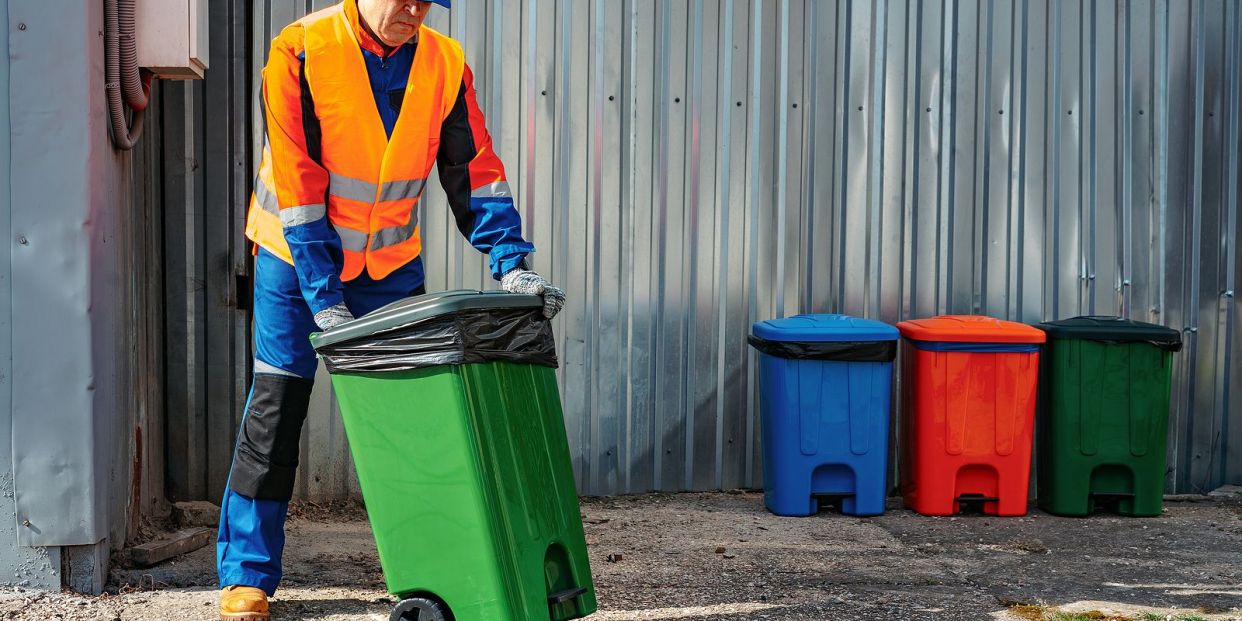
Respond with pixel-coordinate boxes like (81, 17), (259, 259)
(217, 248), (423, 595)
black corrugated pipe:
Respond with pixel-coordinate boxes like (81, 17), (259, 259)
(105, 0), (150, 150)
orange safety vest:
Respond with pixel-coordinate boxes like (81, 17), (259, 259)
(244, 6), (464, 281)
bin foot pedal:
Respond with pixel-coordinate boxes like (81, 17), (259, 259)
(812, 492), (855, 512)
(548, 586), (588, 605)
(813, 492), (855, 502)
(1090, 491), (1135, 499)
(955, 494), (999, 503)
(1090, 491), (1135, 513)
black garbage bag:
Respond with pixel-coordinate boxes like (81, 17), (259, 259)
(311, 291), (558, 374)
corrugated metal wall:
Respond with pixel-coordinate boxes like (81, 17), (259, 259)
(235, 0), (1240, 498)
(162, 0), (254, 503)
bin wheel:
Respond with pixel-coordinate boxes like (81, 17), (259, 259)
(390, 597), (448, 621)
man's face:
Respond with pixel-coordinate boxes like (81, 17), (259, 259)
(359, 0), (432, 48)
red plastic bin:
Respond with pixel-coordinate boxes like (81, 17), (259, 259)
(896, 316), (1045, 516)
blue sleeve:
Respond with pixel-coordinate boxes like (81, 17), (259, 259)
(284, 219), (345, 314)
(464, 192), (534, 278)
(436, 70), (534, 280)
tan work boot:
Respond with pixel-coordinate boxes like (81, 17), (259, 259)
(220, 585), (270, 621)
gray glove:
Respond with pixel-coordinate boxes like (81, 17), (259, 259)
(501, 269), (565, 319)
(314, 302), (355, 331)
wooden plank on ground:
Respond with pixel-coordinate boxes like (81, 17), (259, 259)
(129, 527), (214, 567)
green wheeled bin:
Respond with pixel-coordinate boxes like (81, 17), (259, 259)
(1034, 316), (1182, 517)
(310, 290), (596, 621)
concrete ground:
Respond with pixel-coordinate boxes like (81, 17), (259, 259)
(0, 491), (1238, 620)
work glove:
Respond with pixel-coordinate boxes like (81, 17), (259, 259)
(313, 302), (355, 331)
(501, 269), (565, 319)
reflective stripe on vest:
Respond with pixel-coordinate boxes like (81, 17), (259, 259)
(243, 5), (464, 281)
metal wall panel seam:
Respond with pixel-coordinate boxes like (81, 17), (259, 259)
(1201, 0), (1229, 493)
(868, 0), (888, 319)
(650, 0), (670, 491)
(1152, 0), (1162, 320)
(522, 0), (537, 249)
(681, 0), (704, 491)
(723, 5), (750, 487)
(743, 0), (763, 487)
(1122, 1), (1134, 317)
(775, 0), (790, 321)
(937, 0), (954, 315)
(713, 0), (735, 491)
(1015, 0), (1032, 319)
(1075, 1), (1086, 316)
(588, 0), (603, 494)
(1049, 0), (1063, 318)
(1161, 0), (1187, 492)
(622, 0), (638, 494)
(627, 0), (655, 494)
(976, 0), (993, 316)
(1220, 0), (1240, 484)
(801, 0), (818, 315)
(878, 0), (906, 320)
(1087, 0), (1099, 315)
(1185, 0), (1207, 491)
(1004, 0), (1020, 319)
(796, 0), (808, 314)
(835, 0), (851, 314)
(904, 0), (923, 319)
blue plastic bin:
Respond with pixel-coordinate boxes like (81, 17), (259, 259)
(749, 315), (900, 517)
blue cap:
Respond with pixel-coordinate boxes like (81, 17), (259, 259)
(751, 314), (899, 343)
(423, 0), (451, 7)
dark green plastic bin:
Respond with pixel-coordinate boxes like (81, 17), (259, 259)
(1034, 316), (1182, 517)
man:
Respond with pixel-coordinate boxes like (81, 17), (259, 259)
(218, 1), (564, 619)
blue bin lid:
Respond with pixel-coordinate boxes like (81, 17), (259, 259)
(751, 314), (899, 343)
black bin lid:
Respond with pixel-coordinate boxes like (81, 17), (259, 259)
(1035, 316), (1182, 351)
(310, 289), (543, 351)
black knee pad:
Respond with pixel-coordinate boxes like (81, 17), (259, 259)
(228, 373), (315, 501)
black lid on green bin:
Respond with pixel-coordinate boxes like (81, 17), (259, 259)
(1034, 316), (1182, 351)
(310, 289), (543, 350)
